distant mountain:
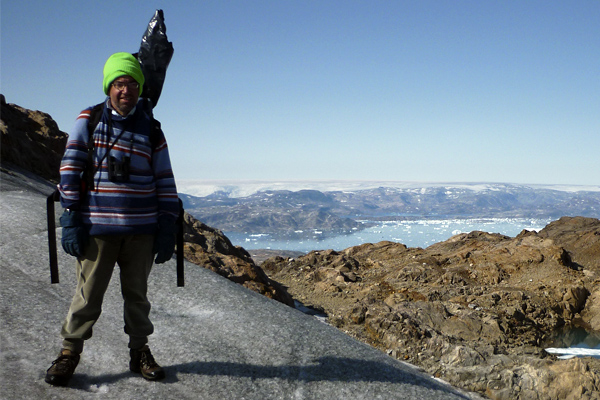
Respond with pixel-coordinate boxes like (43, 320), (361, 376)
(181, 189), (368, 240)
(180, 182), (600, 239)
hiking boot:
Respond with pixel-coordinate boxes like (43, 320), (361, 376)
(45, 349), (80, 386)
(130, 345), (165, 381)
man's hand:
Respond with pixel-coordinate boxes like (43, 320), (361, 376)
(154, 215), (176, 264)
(60, 210), (88, 257)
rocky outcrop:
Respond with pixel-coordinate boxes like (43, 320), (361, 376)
(0, 95), (67, 182)
(262, 218), (600, 399)
(538, 216), (600, 271)
(182, 212), (294, 306)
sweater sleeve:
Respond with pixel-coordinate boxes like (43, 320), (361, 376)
(151, 126), (180, 221)
(58, 108), (92, 210)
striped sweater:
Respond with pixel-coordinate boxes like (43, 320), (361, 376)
(58, 98), (179, 236)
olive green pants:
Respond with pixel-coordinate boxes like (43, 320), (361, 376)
(61, 234), (155, 354)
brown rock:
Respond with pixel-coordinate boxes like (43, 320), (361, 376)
(582, 287), (600, 331)
(562, 286), (590, 317)
(545, 358), (600, 400)
(538, 216), (600, 271)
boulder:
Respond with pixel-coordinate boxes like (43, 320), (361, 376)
(582, 287), (600, 331)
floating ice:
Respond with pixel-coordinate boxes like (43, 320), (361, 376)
(225, 217), (553, 253)
(545, 347), (600, 360)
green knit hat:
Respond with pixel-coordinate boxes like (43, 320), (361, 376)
(102, 52), (145, 96)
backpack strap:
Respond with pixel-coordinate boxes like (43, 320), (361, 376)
(148, 118), (162, 153)
(140, 97), (162, 151)
(82, 103), (104, 192)
(87, 102), (104, 137)
(84, 102), (161, 191)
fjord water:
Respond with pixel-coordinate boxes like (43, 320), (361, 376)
(226, 217), (554, 253)
(544, 327), (600, 359)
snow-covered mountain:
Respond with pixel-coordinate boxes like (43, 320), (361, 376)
(177, 180), (600, 198)
(178, 180), (600, 238)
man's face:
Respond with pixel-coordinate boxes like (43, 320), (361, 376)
(109, 75), (140, 116)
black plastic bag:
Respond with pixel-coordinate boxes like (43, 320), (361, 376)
(137, 9), (174, 108)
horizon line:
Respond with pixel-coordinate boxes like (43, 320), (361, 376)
(175, 179), (600, 198)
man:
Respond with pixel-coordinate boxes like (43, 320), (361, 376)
(45, 52), (179, 386)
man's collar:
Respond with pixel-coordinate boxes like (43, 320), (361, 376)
(106, 98), (137, 117)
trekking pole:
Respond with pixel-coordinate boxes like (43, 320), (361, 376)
(47, 189), (60, 283)
(176, 199), (184, 287)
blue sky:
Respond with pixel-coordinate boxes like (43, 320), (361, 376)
(2, 1), (599, 185)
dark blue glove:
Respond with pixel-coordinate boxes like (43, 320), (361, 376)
(153, 215), (176, 264)
(60, 210), (88, 257)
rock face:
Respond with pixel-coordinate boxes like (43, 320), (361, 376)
(0, 95), (67, 182)
(262, 217), (600, 399)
